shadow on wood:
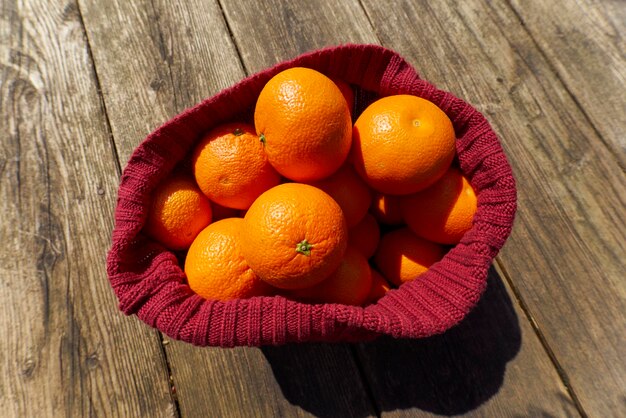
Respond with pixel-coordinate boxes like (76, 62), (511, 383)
(262, 267), (521, 417)
(260, 343), (376, 417)
(355, 266), (522, 415)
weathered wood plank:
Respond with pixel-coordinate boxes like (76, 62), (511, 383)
(356, 266), (579, 417)
(508, 0), (626, 168)
(359, 0), (626, 416)
(0, 0), (175, 416)
(77, 0), (376, 416)
(221, 0), (583, 416)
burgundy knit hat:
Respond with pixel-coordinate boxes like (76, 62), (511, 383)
(106, 44), (517, 347)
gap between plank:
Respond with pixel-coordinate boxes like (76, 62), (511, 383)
(216, 0), (250, 75)
(501, 0), (624, 171)
(75, 2), (181, 416)
(494, 258), (588, 418)
(354, 0), (591, 415)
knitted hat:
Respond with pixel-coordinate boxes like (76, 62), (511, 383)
(106, 44), (517, 347)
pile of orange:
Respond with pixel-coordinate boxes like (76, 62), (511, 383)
(143, 67), (477, 306)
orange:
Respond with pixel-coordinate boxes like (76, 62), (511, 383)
(185, 218), (274, 300)
(352, 95), (456, 195)
(144, 176), (212, 250)
(308, 165), (371, 227)
(192, 122), (281, 210)
(402, 167), (477, 244)
(365, 269), (392, 305)
(370, 193), (404, 225)
(290, 246), (372, 306)
(332, 78), (354, 117)
(348, 213), (380, 259)
(210, 201), (240, 221)
(254, 67), (352, 182)
(374, 228), (445, 286)
(241, 183), (348, 290)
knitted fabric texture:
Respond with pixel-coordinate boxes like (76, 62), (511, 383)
(106, 44), (517, 347)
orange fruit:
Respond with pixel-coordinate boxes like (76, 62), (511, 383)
(402, 167), (477, 244)
(241, 183), (348, 290)
(185, 218), (274, 301)
(210, 201), (240, 221)
(291, 246), (372, 306)
(254, 67), (352, 182)
(144, 176), (212, 250)
(370, 193), (404, 225)
(348, 213), (380, 259)
(374, 228), (445, 286)
(308, 165), (371, 227)
(192, 122), (281, 210)
(332, 78), (354, 117)
(365, 269), (392, 305)
(352, 95), (456, 195)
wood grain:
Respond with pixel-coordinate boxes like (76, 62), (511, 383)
(77, 0), (376, 416)
(359, 0), (626, 416)
(356, 265), (579, 417)
(0, 0), (175, 416)
(508, 0), (626, 168)
(221, 0), (583, 416)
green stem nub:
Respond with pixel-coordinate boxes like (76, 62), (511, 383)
(233, 128), (243, 136)
(259, 133), (266, 145)
(295, 239), (313, 257)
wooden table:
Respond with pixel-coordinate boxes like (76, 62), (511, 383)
(2, 0), (625, 417)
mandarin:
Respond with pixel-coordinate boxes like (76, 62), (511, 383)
(254, 67), (352, 181)
(352, 95), (456, 195)
(241, 183), (348, 289)
(348, 213), (380, 259)
(374, 228), (445, 286)
(192, 122), (280, 210)
(370, 193), (404, 225)
(365, 269), (392, 305)
(291, 246), (372, 306)
(308, 165), (371, 227)
(144, 176), (212, 251)
(402, 167), (477, 244)
(185, 218), (273, 300)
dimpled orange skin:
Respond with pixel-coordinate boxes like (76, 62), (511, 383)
(241, 183), (348, 290)
(370, 193), (404, 225)
(185, 218), (274, 301)
(374, 228), (446, 287)
(402, 167), (477, 245)
(290, 246), (372, 306)
(348, 213), (380, 259)
(254, 67), (352, 182)
(352, 95), (456, 195)
(365, 269), (392, 305)
(308, 165), (371, 227)
(144, 176), (212, 251)
(193, 123), (281, 210)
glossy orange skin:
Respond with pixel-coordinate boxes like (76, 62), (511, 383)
(254, 67), (352, 182)
(348, 213), (380, 259)
(370, 193), (404, 225)
(290, 246), (372, 306)
(352, 95), (456, 195)
(241, 183), (348, 290)
(308, 165), (371, 227)
(185, 218), (274, 301)
(193, 123), (281, 210)
(364, 269), (392, 305)
(144, 176), (212, 250)
(402, 167), (477, 244)
(374, 228), (445, 286)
